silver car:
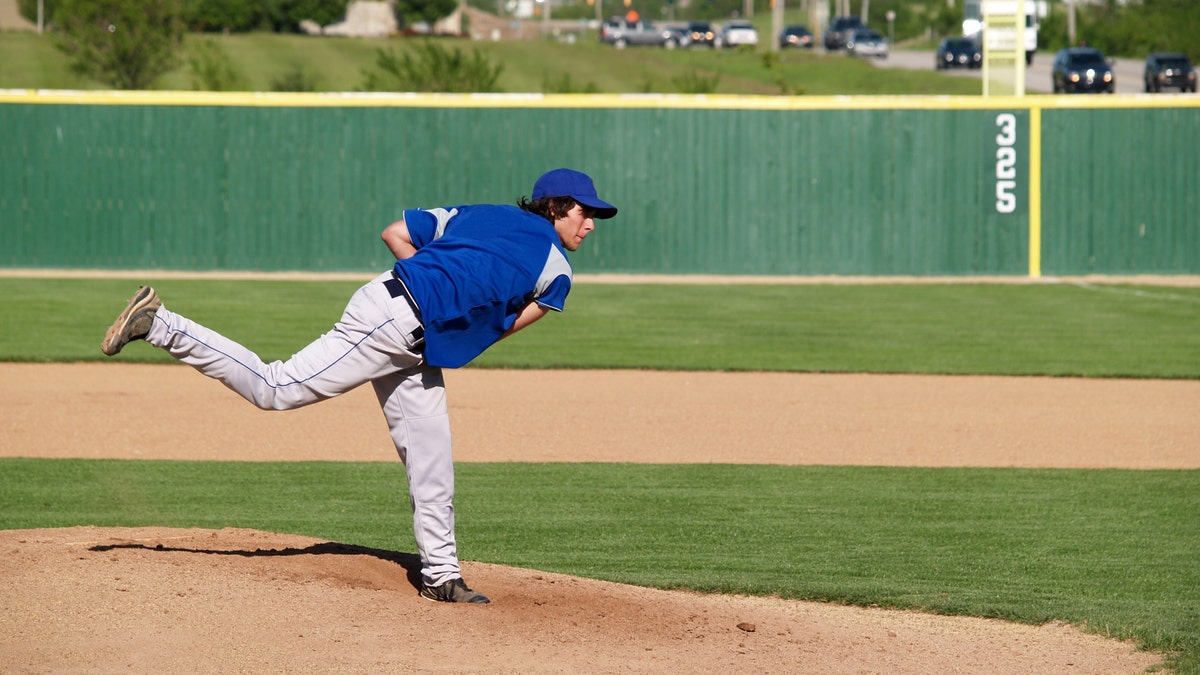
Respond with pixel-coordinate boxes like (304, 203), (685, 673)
(847, 28), (888, 59)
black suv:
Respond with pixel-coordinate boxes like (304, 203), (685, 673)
(779, 24), (813, 49)
(1051, 47), (1115, 94)
(683, 21), (716, 48)
(823, 16), (862, 50)
(935, 38), (981, 70)
(1144, 53), (1196, 93)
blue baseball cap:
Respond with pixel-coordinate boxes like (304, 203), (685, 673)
(531, 168), (618, 219)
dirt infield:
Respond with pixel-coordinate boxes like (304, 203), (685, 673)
(4, 363), (1192, 673)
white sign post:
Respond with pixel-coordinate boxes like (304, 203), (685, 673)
(980, 0), (1027, 97)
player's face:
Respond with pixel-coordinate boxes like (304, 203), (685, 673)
(554, 203), (596, 251)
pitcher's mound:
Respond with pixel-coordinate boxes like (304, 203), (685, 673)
(1, 526), (1159, 673)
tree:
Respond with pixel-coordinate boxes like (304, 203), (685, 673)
(52, 0), (186, 90)
(260, 0), (348, 33)
(183, 0), (263, 33)
(18, 0), (62, 26)
(395, 0), (457, 28)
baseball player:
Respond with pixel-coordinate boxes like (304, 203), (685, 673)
(100, 168), (618, 604)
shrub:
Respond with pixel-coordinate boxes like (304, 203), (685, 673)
(187, 37), (248, 90)
(270, 63), (321, 92)
(541, 72), (599, 94)
(360, 40), (504, 93)
(671, 70), (720, 94)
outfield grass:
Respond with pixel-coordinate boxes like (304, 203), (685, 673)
(2, 276), (1198, 671)
(1, 277), (1197, 378)
(0, 29), (984, 95)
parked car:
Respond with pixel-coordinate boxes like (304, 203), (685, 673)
(1143, 53), (1196, 93)
(683, 21), (717, 48)
(779, 24), (813, 50)
(718, 20), (759, 49)
(599, 18), (682, 49)
(847, 28), (888, 59)
(822, 15), (862, 50)
(935, 37), (982, 70)
(1051, 47), (1115, 94)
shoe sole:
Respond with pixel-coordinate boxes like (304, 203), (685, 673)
(418, 587), (490, 604)
(101, 286), (160, 356)
(419, 594), (490, 604)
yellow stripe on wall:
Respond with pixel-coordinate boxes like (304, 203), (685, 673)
(1029, 105), (1042, 278)
(3, 89), (1199, 111)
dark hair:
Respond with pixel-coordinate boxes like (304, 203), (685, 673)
(518, 196), (576, 222)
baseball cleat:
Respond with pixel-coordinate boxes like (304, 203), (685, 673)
(419, 577), (490, 604)
(101, 286), (161, 356)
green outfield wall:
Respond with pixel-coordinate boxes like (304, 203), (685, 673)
(2, 91), (1197, 276)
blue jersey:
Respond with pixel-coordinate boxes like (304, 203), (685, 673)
(393, 204), (573, 368)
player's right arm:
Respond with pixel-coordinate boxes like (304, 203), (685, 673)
(381, 219), (418, 260)
(499, 301), (551, 340)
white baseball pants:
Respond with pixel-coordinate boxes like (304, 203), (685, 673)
(145, 271), (463, 587)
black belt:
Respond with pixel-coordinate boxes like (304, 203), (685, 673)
(384, 270), (425, 343)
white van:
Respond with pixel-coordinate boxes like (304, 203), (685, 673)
(962, 0), (1045, 65)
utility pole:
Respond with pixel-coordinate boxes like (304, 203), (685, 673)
(771, 0), (784, 52)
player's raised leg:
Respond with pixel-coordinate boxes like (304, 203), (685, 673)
(101, 274), (424, 411)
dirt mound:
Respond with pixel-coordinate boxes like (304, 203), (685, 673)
(0, 526), (1159, 673)
(2, 363), (1188, 672)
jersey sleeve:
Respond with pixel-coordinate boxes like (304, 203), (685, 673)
(536, 274), (571, 312)
(534, 245), (573, 312)
(403, 207), (459, 249)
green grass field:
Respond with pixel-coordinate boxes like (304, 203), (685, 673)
(3, 277), (1198, 377)
(2, 276), (1198, 671)
(0, 29), (985, 95)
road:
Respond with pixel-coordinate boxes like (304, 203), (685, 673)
(868, 49), (1147, 95)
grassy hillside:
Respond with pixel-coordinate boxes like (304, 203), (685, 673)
(0, 29), (983, 95)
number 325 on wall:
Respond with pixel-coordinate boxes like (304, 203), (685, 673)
(995, 113), (1018, 214)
